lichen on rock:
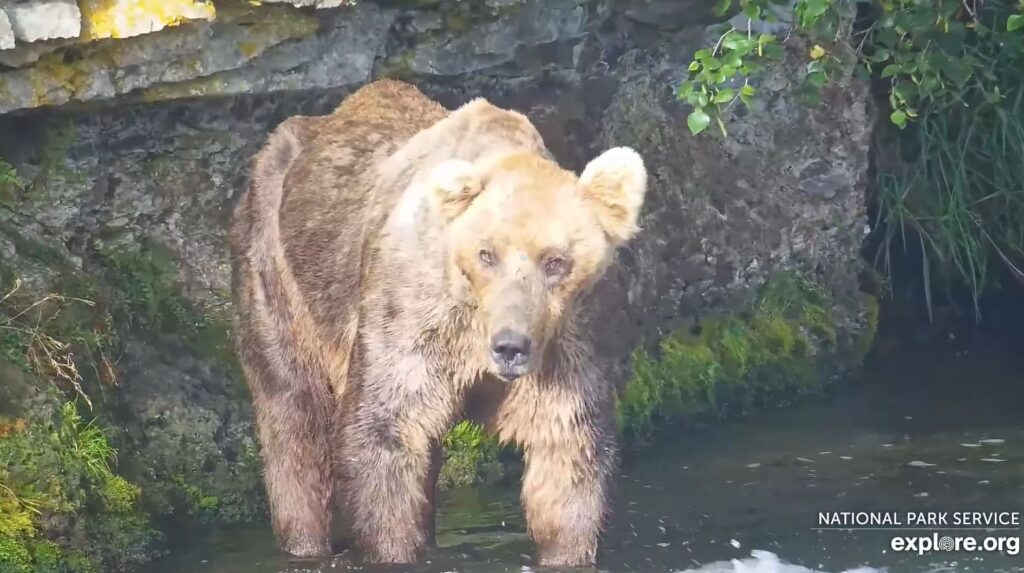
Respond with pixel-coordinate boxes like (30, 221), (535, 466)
(79, 0), (216, 41)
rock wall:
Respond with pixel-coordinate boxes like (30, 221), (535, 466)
(0, 0), (875, 568)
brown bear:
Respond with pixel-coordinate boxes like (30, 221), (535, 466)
(229, 79), (647, 567)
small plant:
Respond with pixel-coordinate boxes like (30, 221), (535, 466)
(439, 421), (503, 489)
(0, 158), (25, 190)
(0, 279), (114, 407)
(678, 23), (783, 135)
(58, 402), (116, 479)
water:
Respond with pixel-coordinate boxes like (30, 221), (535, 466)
(154, 334), (1024, 573)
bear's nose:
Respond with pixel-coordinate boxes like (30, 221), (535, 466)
(490, 329), (531, 366)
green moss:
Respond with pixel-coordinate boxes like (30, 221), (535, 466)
(170, 474), (221, 522)
(438, 421), (504, 490)
(99, 474), (141, 514)
(142, 435), (263, 525)
(617, 272), (843, 438)
(856, 294), (880, 360)
(96, 244), (238, 376)
(0, 401), (158, 573)
(0, 241), (251, 564)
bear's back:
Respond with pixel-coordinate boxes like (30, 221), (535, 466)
(277, 80), (448, 347)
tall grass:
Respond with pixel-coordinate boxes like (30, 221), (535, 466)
(873, 4), (1024, 319)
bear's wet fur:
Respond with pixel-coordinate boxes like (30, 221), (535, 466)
(230, 79), (647, 566)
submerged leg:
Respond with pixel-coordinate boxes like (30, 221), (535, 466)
(338, 408), (435, 562)
(495, 360), (619, 566)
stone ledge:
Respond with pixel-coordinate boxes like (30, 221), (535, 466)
(0, 0), (590, 115)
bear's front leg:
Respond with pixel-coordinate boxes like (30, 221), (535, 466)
(509, 364), (619, 567)
(338, 403), (444, 563)
(521, 429), (618, 566)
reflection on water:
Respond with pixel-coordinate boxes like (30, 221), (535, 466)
(153, 335), (1024, 573)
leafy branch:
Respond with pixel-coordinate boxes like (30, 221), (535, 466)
(679, 0), (1024, 133)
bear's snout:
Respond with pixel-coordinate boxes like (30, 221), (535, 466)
(490, 328), (532, 380)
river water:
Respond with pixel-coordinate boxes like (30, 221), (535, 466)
(154, 332), (1024, 573)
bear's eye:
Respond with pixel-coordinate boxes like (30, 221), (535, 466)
(543, 256), (569, 278)
(479, 248), (496, 267)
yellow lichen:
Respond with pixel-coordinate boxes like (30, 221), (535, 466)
(137, 4), (319, 102)
(236, 41), (260, 58)
(139, 73), (228, 102)
(79, 0), (217, 41)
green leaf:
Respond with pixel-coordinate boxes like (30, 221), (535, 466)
(881, 64), (900, 78)
(869, 48), (890, 63)
(723, 52), (743, 68)
(714, 0), (733, 16)
(944, 59), (973, 85)
(806, 70), (827, 88)
(722, 33), (741, 51)
(740, 84), (756, 96)
(688, 109), (712, 135)
(919, 75), (938, 94)
(1008, 14), (1024, 32)
(715, 88), (736, 103)
(763, 44), (786, 59)
(805, 0), (830, 17)
(890, 109), (907, 128)
(688, 61), (701, 72)
(892, 82), (918, 103)
(854, 63), (871, 81)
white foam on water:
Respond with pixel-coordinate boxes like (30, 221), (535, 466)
(673, 550), (885, 573)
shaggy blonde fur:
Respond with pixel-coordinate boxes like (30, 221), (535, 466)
(230, 79), (647, 566)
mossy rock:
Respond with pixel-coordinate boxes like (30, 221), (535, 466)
(0, 396), (161, 573)
(617, 271), (867, 440)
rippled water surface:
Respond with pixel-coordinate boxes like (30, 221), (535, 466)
(154, 335), (1024, 573)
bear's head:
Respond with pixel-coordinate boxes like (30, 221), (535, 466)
(428, 147), (647, 381)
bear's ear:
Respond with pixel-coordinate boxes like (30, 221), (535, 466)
(428, 159), (485, 221)
(577, 147), (648, 244)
